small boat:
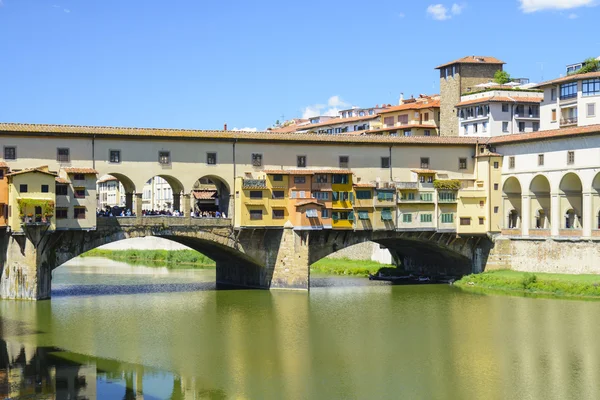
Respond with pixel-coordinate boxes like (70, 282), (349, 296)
(368, 273), (412, 282)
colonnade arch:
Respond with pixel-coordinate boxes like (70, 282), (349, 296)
(558, 172), (583, 229)
(96, 173), (137, 214)
(529, 175), (551, 230)
(142, 174), (185, 213)
(192, 175), (232, 217)
(502, 177), (522, 229)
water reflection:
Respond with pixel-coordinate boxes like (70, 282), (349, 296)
(2, 261), (600, 399)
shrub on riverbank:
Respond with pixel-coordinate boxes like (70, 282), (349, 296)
(81, 249), (216, 268)
(455, 270), (600, 298)
(310, 258), (391, 276)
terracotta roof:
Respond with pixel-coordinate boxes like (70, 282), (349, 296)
(55, 177), (71, 184)
(192, 190), (217, 200)
(294, 200), (325, 207)
(411, 169), (437, 174)
(456, 96), (543, 107)
(436, 56), (505, 69)
(97, 175), (118, 183)
(534, 71), (600, 88)
(377, 99), (440, 114)
(63, 167), (98, 175)
(364, 125), (439, 135)
(6, 167), (57, 177)
(0, 123), (480, 146)
(297, 114), (379, 131)
(0, 162), (8, 168)
(353, 183), (376, 188)
(488, 124), (600, 145)
(263, 169), (353, 175)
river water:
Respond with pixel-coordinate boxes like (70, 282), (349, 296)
(2, 258), (600, 399)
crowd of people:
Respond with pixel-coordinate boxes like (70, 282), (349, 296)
(96, 207), (227, 218)
(97, 208), (136, 217)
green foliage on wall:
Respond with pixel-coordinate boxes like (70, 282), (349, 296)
(571, 57), (600, 75)
(433, 179), (461, 191)
(17, 199), (55, 217)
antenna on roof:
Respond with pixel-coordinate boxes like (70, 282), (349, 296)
(536, 61), (545, 82)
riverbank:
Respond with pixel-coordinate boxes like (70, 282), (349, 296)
(455, 270), (600, 299)
(310, 258), (392, 276)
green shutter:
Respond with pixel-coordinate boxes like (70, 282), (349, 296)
(348, 211), (355, 221)
(349, 192), (354, 203)
(333, 192), (339, 201)
(332, 212), (339, 221)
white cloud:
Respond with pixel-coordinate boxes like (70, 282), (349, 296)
(519, 0), (595, 13)
(301, 96), (350, 119)
(231, 127), (258, 132)
(427, 4), (450, 20)
(64, 8), (70, 13)
(568, 12), (579, 18)
(451, 3), (464, 15)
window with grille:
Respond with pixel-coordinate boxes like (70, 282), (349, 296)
(297, 155), (307, 168)
(4, 146), (16, 160)
(420, 157), (429, 169)
(339, 156), (349, 168)
(109, 150), (121, 163)
(252, 153), (262, 167)
(57, 148), (70, 162)
(420, 213), (432, 223)
(56, 208), (68, 219)
(441, 213), (454, 223)
(249, 210), (262, 220)
(207, 152), (217, 165)
(567, 151), (575, 165)
(402, 214), (412, 223)
(381, 157), (390, 169)
(158, 151), (171, 165)
(273, 209), (285, 219)
(459, 158), (467, 170)
(74, 207), (86, 219)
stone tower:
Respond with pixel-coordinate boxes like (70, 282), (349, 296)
(436, 56), (505, 136)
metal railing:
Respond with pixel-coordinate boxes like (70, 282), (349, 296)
(560, 117), (578, 126)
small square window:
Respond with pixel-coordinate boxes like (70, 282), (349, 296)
(158, 151), (171, 165)
(509, 157), (515, 169)
(56, 184), (68, 195)
(207, 152), (217, 165)
(41, 184), (49, 193)
(273, 174), (283, 182)
(538, 154), (544, 166)
(494, 206), (499, 214)
(74, 188), (86, 199)
(493, 162), (499, 169)
(297, 155), (307, 168)
(4, 146), (16, 160)
(19, 184), (28, 193)
(294, 176), (306, 184)
(458, 158), (467, 170)
(494, 183), (499, 190)
(109, 150), (121, 163)
(479, 217), (485, 225)
(479, 200), (485, 208)
(420, 157), (430, 169)
(74, 207), (86, 219)
(252, 153), (263, 167)
(567, 151), (575, 165)
(339, 156), (349, 168)
(502, 104), (509, 112)
(249, 210), (262, 220)
(57, 148), (70, 163)
(56, 208), (68, 219)
(381, 157), (390, 169)
(460, 217), (471, 226)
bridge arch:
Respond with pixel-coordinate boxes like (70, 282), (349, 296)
(502, 176), (522, 229)
(192, 175), (231, 216)
(97, 173), (137, 213)
(141, 174), (185, 213)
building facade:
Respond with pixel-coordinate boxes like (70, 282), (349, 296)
(368, 95), (440, 136)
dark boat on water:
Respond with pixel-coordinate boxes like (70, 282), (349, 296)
(368, 274), (455, 284)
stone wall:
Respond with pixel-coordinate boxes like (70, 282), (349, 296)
(325, 241), (392, 264)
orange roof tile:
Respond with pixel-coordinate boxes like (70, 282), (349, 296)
(456, 96), (543, 107)
(377, 99), (440, 114)
(55, 177), (70, 184)
(294, 200), (325, 207)
(63, 167), (98, 174)
(6, 166), (57, 177)
(0, 161), (8, 168)
(97, 175), (118, 183)
(411, 169), (437, 174)
(488, 124), (600, 145)
(192, 190), (217, 200)
(364, 125), (439, 135)
(534, 71), (600, 88)
(353, 183), (376, 188)
(263, 169), (353, 175)
(436, 56), (505, 69)
(297, 114), (379, 131)
(0, 122), (480, 146)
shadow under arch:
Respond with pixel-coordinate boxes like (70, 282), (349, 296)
(559, 172), (583, 229)
(502, 176), (522, 229)
(193, 175), (231, 216)
(529, 175), (551, 229)
(101, 173), (136, 193)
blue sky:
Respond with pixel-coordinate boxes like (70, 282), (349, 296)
(0, 0), (598, 131)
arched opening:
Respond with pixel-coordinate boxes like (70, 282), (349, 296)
(96, 173), (137, 216)
(559, 173), (582, 230)
(192, 175), (231, 217)
(592, 173), (600, 232)
(141, 175), (185, 215)
(502, 177), (522, 230)
(529, 175), (551, 230)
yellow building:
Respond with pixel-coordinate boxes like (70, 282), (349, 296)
(331, 172), (354, 229)
(6, 166), (57, 232)
(368, 95), (441, 136)
(353, 183), (375, 230)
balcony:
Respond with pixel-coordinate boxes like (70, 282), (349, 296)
(242, 179), (267, 189)
(398, 192), (435, 203)
(560, 116), (578, 127)
(394, 182), (418, 190)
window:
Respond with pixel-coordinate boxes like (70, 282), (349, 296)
(56, 208), (68, 219)
(305, 209), (318, 218)
(19, 184), (27, 193)
(294, 176), (306, 184)
(273, 209), (285, 219)
(494, 206), (499, 214)
(377, 191), (394, 202)
(109, 150), (121, 163)
(381, 157), (390, 169)
(459, 158), (467, 170)
(398, 115), (409, 125)
(249, 191), (262, 199)
(538, 154), (544, 166)
(401, 192), (415, 200)
(207, 152), (217, 165)
(332, 211), (351, 221)
(297, 155), (307, 168)
(250, 210), (262, 220)
(158, 151), (171, 165)
(460, 217), (471, 226)
(315, 174), (328, 183)
(479, 200), (485, 208)
(502, 104), (509, 112)
(533, 122), (540, 132)
(252, 153), (263, 167)
(381, 208), (393, 221)
(424, 130), (431, 136)
(321, 209), (330, 218)
(438, 192), (456, 202)
(339, 156), (349, 168)
(402, 213), (412, 223)
(403, 130), (411, 137)
(332, 174), (348, 184)
(518, 122), (525, 132)
(479, 217), (485, 225)
(57, 148), (70, 163)
(427, 176), (434, 183)
(463, 125), (468, 135)
(74, 188), (86, 198)
(567, 151), (575, 165)
(582, 78), (600, 97)
(41, 184), (49, 193)
(420, 157), (430, 169)
(420, 213), (433, 223)
(588, 103), (596, 117)
(273, 174), (283, 182)
(473, 123), (478, 133)
(290, 191), (297, 199)
(55, 184), (67, 195)
(0, 169), (3, 179)
(4, 146), (16, 160)
(312, 191), (329, 200)
(509, 156), (515, 169)
(74, 174), (85, 181)
(423, 112), (429, 121)
(383, 116), (394, 126)
(272, 190), (285, 199)
(494, 183), (499, 190)
(441, 213), (453, 223)
(551, 109), (557, 122)
(333, 191), (352, 202)
(560, 82), (578, 99)
(356, 190), (372, 200)
(551, 88), (557, 101)
(502, 122), (509, 132)
(358, 210), (370, 220)
(482, 122), (488, 132)
(74, 207), (86, 219)
(420, 193), (433, 201)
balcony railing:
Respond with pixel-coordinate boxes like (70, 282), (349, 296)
(242, 179), (267, 189)
(395, 182), (418, 190)
(560, 117), (578, 126)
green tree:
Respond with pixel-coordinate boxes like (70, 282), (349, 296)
(574, 57), (600, 75)
(493, 70), (511, 84)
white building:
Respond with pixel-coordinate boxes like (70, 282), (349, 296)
(537, 71), (600, 131)
(566, 56), (600, 75)
(97, 175), (126, 209)
(296, 105), (388, 135)
(142, 176), (174, 211)
(456, 89), (543, 137)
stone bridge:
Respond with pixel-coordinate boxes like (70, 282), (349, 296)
(0, 217), (493, 300)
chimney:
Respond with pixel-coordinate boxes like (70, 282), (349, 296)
(223, 123), (227, 131)
(399, 93), (404, 105)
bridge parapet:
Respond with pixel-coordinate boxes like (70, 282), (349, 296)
(97, 216), (232, 228)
